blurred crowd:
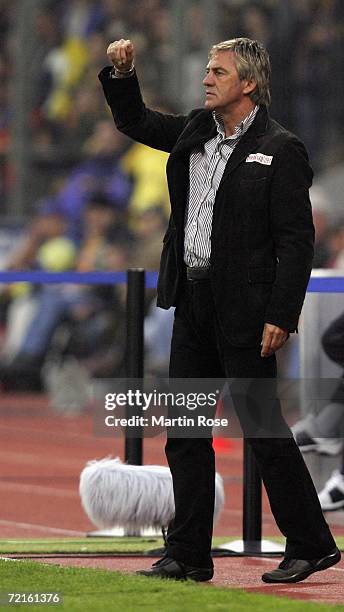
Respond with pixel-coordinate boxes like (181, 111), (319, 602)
(0, 0), (341, 209)
(0, 0), (343, 399)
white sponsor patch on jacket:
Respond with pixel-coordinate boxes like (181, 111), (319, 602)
(246, 153), (273, 165)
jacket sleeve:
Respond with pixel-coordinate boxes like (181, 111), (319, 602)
(264, 136), (315, 332)
(98, 66), (188, 153)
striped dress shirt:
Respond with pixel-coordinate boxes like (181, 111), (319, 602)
(184, 105), (259, 267)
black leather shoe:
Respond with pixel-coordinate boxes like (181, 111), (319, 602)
(136, 556), (214, 582)
(262, 548), (341, 583)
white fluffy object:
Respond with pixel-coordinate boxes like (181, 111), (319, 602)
(79, 457), (225, 532)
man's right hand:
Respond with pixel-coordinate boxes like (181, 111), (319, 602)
(107, 39), (135, 73)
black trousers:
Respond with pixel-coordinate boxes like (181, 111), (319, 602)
(165, 278), (336, 568)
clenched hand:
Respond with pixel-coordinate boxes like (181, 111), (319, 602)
(107, 39), (135, 73)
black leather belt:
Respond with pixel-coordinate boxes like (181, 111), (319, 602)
(186, 266), (211, 280)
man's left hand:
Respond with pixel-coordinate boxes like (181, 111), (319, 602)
(261, 323), (289, 357)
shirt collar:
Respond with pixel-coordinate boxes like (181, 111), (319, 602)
(213, 105), (259, 140)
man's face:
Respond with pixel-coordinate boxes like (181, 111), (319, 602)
(203, 51), (253, 112)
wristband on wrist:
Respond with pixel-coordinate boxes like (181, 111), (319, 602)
(111, 63), (135, 76)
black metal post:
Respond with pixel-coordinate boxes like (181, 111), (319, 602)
(212, 439), (282, 556)
(243, 440), (262, 552)
(125, 269), (145, 465)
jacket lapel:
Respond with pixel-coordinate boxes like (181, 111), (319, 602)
(167, 111), (216, 227)
(170, 110), (217, 157)
(217, 130), (259, 191)
(167, 105), (269, 226)
(170, 104), (268, 164)
(217, 105), (269, 191)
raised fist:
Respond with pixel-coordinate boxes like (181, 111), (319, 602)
(107, 39), (135, 72)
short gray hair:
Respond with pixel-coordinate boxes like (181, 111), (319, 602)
(210, 37), (271, 106)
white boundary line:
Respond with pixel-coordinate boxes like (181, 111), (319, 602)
(0, 482), (77, 498)
(0, 422), (94, 441)
(0, 519), (84, 536)
(0, 450), (84, 470)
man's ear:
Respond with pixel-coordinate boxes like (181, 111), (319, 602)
(243, 79), (257, 96)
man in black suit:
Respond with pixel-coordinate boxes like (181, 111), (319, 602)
(99, 37), (340, 583)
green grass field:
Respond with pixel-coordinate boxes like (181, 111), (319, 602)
(0, 537), (167, 555)
(0, 558), (342, 612)
(0, 536), (343, 555)
(1, 537), (343, 611)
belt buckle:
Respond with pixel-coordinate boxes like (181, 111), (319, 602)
(186, 266), (210, 281)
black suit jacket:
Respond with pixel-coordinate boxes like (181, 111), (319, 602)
(99, 67), (315, 347)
